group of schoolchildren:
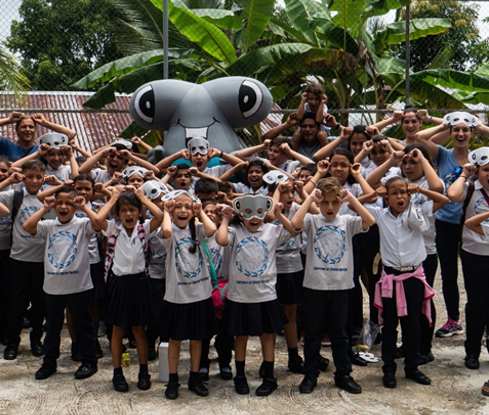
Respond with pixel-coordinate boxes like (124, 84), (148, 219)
(2, 81), (489, 400)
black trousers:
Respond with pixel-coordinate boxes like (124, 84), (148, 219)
(200, 316), (234, 369)
(419, 254), (437, 355)
(460, 249), (489, 358)
(147, 278), (165, 345)
(6, 259), (45, 347)
(44, 290), (97, 366)
(381, 275), (424, 375)
(435, 219), (461, 321)
(303, 288), (351, 380)
(0, 249), (11, 338)
(358, 225), (382, 324)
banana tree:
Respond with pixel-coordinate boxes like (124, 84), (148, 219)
(73, 0), (489, 139)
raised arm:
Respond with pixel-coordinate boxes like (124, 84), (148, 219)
(339, 189), (375, 228)
(121, 150), (159, 176)
(92, 187), (120, 231)
(366, 151), (403, 188)
(313, 126), (352, 162)
(155, 149), (189, 172)
(216, 205), (233, 246)
(446, 163), (477, 204)
(291, 190), (321, 230)
(135, 187), (163, 233)
(409, 183), (449, 213)
(465, 211), (489, 235)
(194, 202), (217, 237)
(32, 113), (76, 141)
(23, 196), (55, 235)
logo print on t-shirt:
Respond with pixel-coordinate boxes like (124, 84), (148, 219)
(236, 236), (269, 277)
(150, 235), (167, 260)
(314, 225), (346, 265)
(279, 235), (296, 249)
(474, 197), (489, 223)
(18, 206), (39, 225)
(48, 231), (77, 269)
(208, 248), (223, 273)
(175, 237), (203, 278)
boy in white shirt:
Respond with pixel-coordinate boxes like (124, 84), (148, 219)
(23, 187), (98, 380)
(291, 177), (375, 395)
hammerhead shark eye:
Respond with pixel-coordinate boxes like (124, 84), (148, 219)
(239, 80), (263, 119)
(134, 85), (155, 124)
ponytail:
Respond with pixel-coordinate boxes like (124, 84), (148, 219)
(189, 217), (198, 254)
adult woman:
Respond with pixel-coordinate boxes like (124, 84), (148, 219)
(418, 113), (489, 337)
(0, 111), (76, 162)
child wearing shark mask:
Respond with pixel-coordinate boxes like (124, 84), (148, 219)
(216, 194), (297, 397)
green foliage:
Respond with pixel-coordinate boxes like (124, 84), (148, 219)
(74, 0), (489, 137)
(0, 42), (30, 93)
(397, 1), (486, 72)
(7, 0), (124, 91)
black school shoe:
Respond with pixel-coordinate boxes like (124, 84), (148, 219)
(137, 372), (151, 390)
(35, 363), (57, 380)
(3, 345), (18, 360)
(75, 362), (97, 379)
(234, 376), (250, 394)
(113, 374), (129, 392)
(350, 353), (368, 367)
(31, 341), (44, 357)
(165, 382), (180, 399)
(382, 373), (396, 389)
(405, 369), (431, 385)
(256, 377), (277, 396)
(288, 354), (305, 374)
(299, 375), (317, 394)
(188, 379), (209, 397)
(334, 375), (362, 394)
(318, 355), (330, 372)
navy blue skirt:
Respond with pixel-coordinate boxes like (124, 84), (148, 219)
(222, 299), (288, 336)
(160, 297), (217, 341)
(101, 272), (159, 327)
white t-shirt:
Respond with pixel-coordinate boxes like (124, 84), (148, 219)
(91, 168), (113, 184)
(461, 180), (489, 256)
(148, 227), (167, 280)
(302, 214), (366, 291)
(225, 222), (290, 303)
(161, 222), (212, 304)
(234, 182), (269, 196)
(36, 217), (95, 295)
(274, 203), (303, 274)
(408, 177), (440, 256)
(74, 202), (101, 264)
(338, 182), (363, 216)
(8, 188), (46, 262)
(42, 165), (72, 193)
(253, 156), (301, 175)
(366, 201), (433, 267)
(104, 219), (152, 276)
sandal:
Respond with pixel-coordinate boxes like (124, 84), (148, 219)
(482, 381), (489, 397)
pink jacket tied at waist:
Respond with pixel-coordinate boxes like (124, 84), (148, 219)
(374, 265), (435, 326)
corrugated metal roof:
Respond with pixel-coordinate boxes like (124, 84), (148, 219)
(0, 92), (132, 155)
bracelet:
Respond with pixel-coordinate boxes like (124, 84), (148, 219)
(333, 123), (342, 131)
(428, 116), (433, 123)
(219, 150), (223, 158)
(309, 179), (317, 187)
(459, 175), (468, 181)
